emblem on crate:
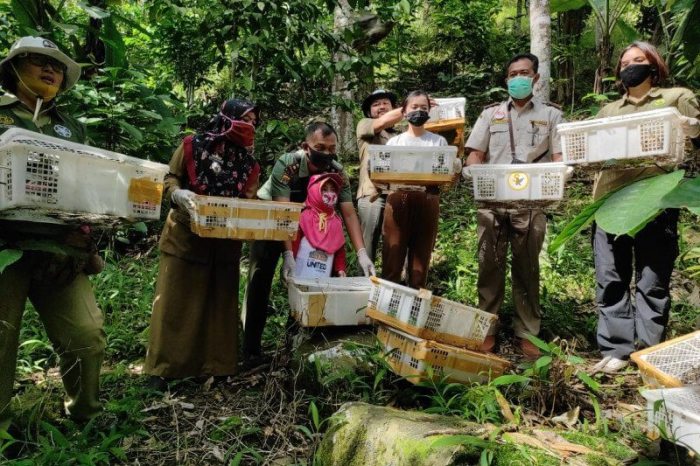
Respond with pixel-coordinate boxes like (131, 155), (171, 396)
(507, 172), (529, 190)
(53, 124), (72, 138)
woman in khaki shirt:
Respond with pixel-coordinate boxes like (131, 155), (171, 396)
(591, 42), (700, 373)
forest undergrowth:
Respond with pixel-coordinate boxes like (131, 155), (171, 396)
(3, 178), (700, 465)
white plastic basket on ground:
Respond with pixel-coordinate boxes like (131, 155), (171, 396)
(367, 145), (458, 186)
(631, 330), (700, 388)
(190, 195), (301, 241)
(428, 97), (466, 124)
(641, 386), (700, 454)
(288, 276), (372, 327)
(557, 107), (685, 165)
(377, 325), (509, 385)
(366, 277), (497, 350)
(467, 162), (568, 203)
(0, 128), (168, 224)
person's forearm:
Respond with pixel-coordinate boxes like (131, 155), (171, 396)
(372, 108), (403, 133)
(466, 150), (485, 166)
(552, 152), (562, 162)
(340, 203), (366, 252)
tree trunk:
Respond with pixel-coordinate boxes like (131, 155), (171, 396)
(331, 2), (355, 156)
(556, 7), (588, 106)
(530, 0), (551, 101)
(514, 0), (524, 34)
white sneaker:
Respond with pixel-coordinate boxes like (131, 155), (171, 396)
(592, 356), (628, 374)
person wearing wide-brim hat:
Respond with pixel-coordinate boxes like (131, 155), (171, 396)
(0, 37), (105, 431)
(356, 89), (402, 261)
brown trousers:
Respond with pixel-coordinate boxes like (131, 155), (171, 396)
(382, 191), (439, 289)
(477, 208), (546, 338)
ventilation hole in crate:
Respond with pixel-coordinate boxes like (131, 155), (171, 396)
(424, 303), (444, 331)
(369, 285), (380, 307)
(640, 120), (666, 153)
(566, 132), (587, 161)
(645, 336), (700, 384)
(540, 173), (562, 197)
(472, 315), (492, 339)
(6, 169), (12, 202)
(432, 348), (449, 361)
(388, 289), (401, 317)
(130, 201), (157, 215)
(432, 153), (449, 175)
(204, 215), (227, 228)
(16, 138), (74, 154)
(24, 151), (59, 204)
(408, 296), (422, 326)
(475, 176), (496, 198)
(374, 151), (392, 173)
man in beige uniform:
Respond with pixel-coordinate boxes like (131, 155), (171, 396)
(356, 89), (402, 260)
(465, 53), (565, 359)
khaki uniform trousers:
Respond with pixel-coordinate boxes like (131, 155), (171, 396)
(477, 208), (546, 338)
(382, 191), (439, 289)
(0, 253), (105, 424)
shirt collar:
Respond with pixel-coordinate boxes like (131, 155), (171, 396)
(622, 87), (662, 106)
(507, 96), (537, 111)
(298, 150), (310, 178)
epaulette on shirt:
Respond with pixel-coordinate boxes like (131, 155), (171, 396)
(483, 102), (501, 110)
(544, 101), (562, 109)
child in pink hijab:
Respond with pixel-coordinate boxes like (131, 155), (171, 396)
(292, 173), (347, 278)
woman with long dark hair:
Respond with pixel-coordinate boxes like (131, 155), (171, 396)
(591, 42), (700, 373)
(145, 99), (260, 386)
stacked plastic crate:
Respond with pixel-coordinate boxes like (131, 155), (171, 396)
(630, 331), (700, 455)
(366, 277), (509, 385)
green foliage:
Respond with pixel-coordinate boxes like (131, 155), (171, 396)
(0, 248), (23, 273)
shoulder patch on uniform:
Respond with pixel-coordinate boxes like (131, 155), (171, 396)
(281, 162), (299, 185)
(545, 101), (562, 109)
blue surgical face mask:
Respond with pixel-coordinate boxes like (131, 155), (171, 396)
(507, 76), (534, 99)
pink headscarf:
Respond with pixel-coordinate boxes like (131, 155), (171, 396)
(299, 173), (345, 253)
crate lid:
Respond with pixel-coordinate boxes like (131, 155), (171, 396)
(467, 162), (568, 174)
(556, 107), (683, 133)
(291, 276), (371, 291)
(0, 127), (168, 173)
(367, 145), (458, 156)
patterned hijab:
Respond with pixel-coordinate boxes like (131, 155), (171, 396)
(184, 98), (259, 197)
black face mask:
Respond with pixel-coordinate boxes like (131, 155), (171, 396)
(406, 110), (430, 127)
(308, 148), (336, 171)
(620, 64), (654, 88)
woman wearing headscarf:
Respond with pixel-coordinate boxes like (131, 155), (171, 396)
(145, 99), (260, 385)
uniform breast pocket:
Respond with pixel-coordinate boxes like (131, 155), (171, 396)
(527, 124), (550, 147)
(489, 124), (509, 144)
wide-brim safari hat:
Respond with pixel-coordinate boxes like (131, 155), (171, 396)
(0, 36), (81, 91)
(361, 89), (397, 117)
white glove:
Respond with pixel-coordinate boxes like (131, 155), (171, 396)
(452, 158), (463, 175)
(171, 189), (197, 215)
(565, 166), (574, 181)
(461, 166), (472, 181)
(282, 250), (296, 282)
(357, 248), (376, 277)
(680, 116), (700, 138)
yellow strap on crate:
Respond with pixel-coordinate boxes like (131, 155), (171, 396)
(197, 204), (300, 221)
(370, 173), (454, 185)
(128, 178), (163, 204)
(303, 294), (328, 327)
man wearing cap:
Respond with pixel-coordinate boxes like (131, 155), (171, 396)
(464, 52), (564, 359)
(242, 122), (375, 365)
(0, 37), (105, 430)
(355, 89), (403, 261)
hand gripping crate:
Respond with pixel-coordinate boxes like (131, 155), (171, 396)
(190, 195), (302, 241)
(641, 386), (700, 454)
(557, 108), (685, 166)
(366, 277), (433, 335)
(427, 97), (466, 125)
(288, 276), (372, 327)
(367, 145), (458, 186)
(0, 128), (168, 224)
(467, 162), (568, 205)
(377, 325), (510, 385)
(422, 296), (497, 350)
(631, 331), (700, 388)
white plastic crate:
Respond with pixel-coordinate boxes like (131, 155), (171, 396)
(288, 277), (372, 327)
(367, 145), (458, 186)
(366, 277), (433, 334)
(642, 386), (700, 454)
(0, 128), (168, 224)
(467, 162), (568, 203)
(190, 195), (302, 241)
(631, 331), (700, 388)
(377, 325), (509, 385)
(428, 97), (466, 124)
(557, 108), (685, 165)
(422, 296), (497, 350)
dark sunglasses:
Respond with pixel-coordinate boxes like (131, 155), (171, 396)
(20, 53), (67, 74)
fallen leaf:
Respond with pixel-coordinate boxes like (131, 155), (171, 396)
(179, 401), (195, 410)
(551, 406), (579, 427)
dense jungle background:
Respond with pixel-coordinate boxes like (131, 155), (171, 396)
(1, 0), (700, 464)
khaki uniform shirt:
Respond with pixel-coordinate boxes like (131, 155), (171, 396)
(0, 94), (85, 143)
(592, 87), (700, 200)
(465, 98), (565, 164)
(257, 151), (352, 204)
(356, 117), (397, 199)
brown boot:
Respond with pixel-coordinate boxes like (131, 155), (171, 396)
(517, 338), (541, 360)
(480, 335), (496, 353)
